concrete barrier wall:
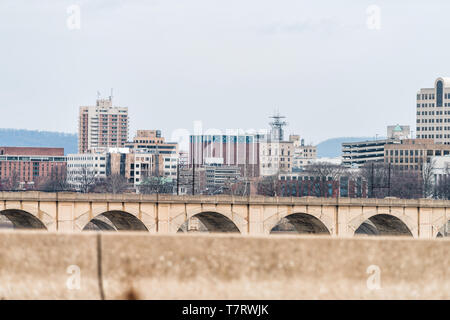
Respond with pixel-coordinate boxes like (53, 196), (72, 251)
(0, 231), (100, 299)
(0, 230), (449, 299)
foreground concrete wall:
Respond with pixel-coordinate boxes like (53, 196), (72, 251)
(0, 230), (448, 299)
(0, 232), (100, 299)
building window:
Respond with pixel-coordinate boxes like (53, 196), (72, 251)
(437, 80), (443, 107)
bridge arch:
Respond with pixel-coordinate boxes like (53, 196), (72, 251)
(82, 210), (148, 231)
(354, 214), (413, 237)
(270, 213), (330, 235)
(177, 211), (241, 233)
(0, 209), (47, 230)
(436, 220), (450, 238)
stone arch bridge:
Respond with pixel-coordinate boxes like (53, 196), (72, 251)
(0, 192), (449, 238)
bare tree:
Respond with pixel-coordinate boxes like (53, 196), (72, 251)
(360, 162), (390, 198)
(139, 176), (174, 194)
(422, 159), (436, 198)
(256, 175), (278, 196)
(303, 162), (346, 197)
(435, 176), (450, 199)
(0, 170), (21, 191)
(360, 162), (423, 199)
(37, 169), (71, 192)
(390, 169), (423, 199)
(231, 180), (249, 196)
(73, 167), (100, 193)
(102, 174), (131, 194)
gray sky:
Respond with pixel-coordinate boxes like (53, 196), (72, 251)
(0, 0), (449, 146)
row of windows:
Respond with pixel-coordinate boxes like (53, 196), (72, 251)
(416, 102), (450, 108)
(417, 93), (435, 100)
(416, 126), (450, 131)
(417, 134), (448, 139)
(67, 157), (106, 161)
(416, 92), (450, 100)
(262, 163), (291, 168)
(418, 110), (441, 115)
(264, 150), (291, 156)
(386, 149), (426, 156)
(68, 164), (106, 168)
(386, 157), (423, 164)
(417, 118), (450, 123)
(417, 103), (435, 108)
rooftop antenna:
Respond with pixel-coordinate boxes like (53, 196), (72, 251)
(109, 88), (113, 102)
(269, 109), (288, 141)
(97, 91), (101, 99)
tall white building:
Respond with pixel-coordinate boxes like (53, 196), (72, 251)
(78, 97), (129, 153)
(416, 77), (450, 145)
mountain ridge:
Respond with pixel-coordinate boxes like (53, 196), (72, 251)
(0, 128), (78, 155)
(0, 128), (382, 159)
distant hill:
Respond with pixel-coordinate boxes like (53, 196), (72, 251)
(316, 137), (386, 158)
(0, 129), (77, 155)
(0, 129), (387, 159)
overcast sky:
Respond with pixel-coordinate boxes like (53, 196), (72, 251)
(1, 0), (449, 146)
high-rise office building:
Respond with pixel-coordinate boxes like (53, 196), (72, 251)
(78, 97), (129, 153)
(416, 77), (450, 145)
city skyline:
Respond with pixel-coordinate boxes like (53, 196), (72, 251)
(1, 1), (450, 306)
(2, 1), (450, 145)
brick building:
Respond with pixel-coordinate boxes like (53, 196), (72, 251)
(384, 139), (450, 171)
(0, 147), (66, 189)
(275, 175), (367, 198)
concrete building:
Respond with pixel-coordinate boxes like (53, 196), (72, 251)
(384, 139), (450, 171)
(342, 125), (411, 168)
(259, 140), (294, 176)
(342, 139), (395, 168)
(124, 151), (178, 186)
(205, 165), (242, 192)
(120, 130), (179, 185)
(78, 97), (129, 153)
(189, 134), (260, 178)
(0, 147), (66, 189)
(416, 77), (450, 145)
(125, 130), (178, 155)
(162, 155), (178, 180)
(289, 135), (317, 171)
(66, 153), (108, 189)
